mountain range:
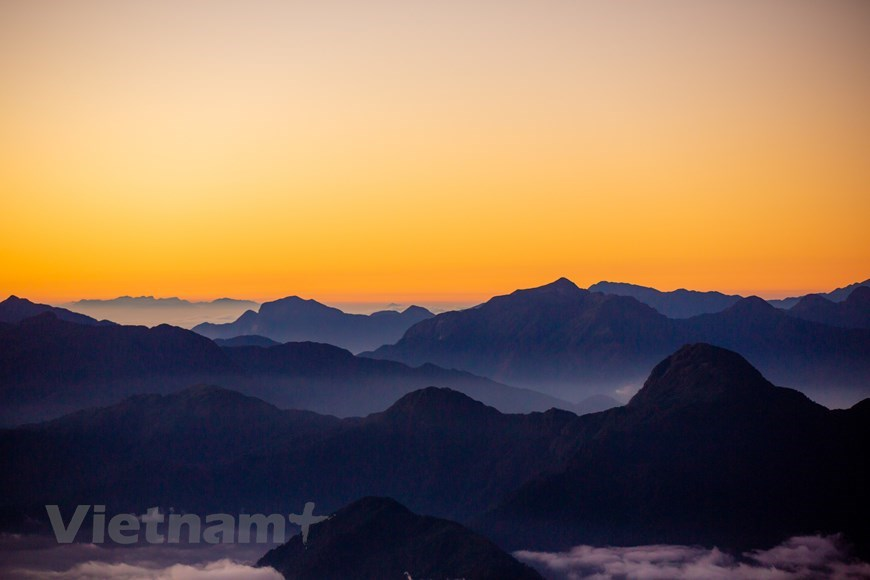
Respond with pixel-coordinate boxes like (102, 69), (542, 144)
(786, 285), (870, 329)
(768, 278), (870, 309)
(2, 344), (867, 561)
(62, 296), (259, 328)
(0, 311), (572, 425)
(0, 296), (110, 326)
(589, 278), (870, 317)
(193, 296), (434, 353)
(368, 278), (870, 407)
(588, 281), (742, 317)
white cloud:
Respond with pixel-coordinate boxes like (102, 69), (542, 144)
(0, 534), (282, 580)
(515, 535), (870, 580)
(9, 559), (282, 580)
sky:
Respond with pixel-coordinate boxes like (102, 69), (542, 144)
(1, 0), (868, 304)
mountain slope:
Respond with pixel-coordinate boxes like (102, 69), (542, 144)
(258, 497), (542, 580)
(588, 281), (741, 317)
(786, 285), (870, 329)
(0, 296), (108, 326)
(193, 296), (433, 353)
(368, 278), (677, 400)
(478, 344), (870, 554)
(768, 278), (870, 309)
(0, 313), (570, 425)
(368, 280), (870, 407)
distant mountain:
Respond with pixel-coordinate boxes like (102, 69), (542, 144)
(367, 278), (675, 400)
(588, 281), (742, 317)
(0, 313), (234, 424)
(213, 334), (280, 347)
(193, 297), (434, 353)
(477, 344), (870, 555)
(680, 296), (870, 406)
(367, 279), (870, 407)
(0, 295), (109, 326)
(257, 497), (542, 580)
(768, 278), (870, 309)
(62, 296), (258, 328)
(786, 286), (870, 329)
(0, 313), (571, 425)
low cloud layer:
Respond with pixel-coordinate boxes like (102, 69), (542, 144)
(515, 535), (870, 580)
(0, 534), (281, 580)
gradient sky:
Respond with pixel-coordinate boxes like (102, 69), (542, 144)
(2, 0), (868, 304)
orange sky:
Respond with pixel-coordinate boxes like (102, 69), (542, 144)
(1, 0), (868, 304)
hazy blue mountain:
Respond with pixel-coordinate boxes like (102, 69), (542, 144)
(0, 312), (571, 425)
(768, 278), (870, 309)
(367, 278), (676, 401)
(258, 497), (543, 580)
(588, 281), (742, 317)
(367, 279), (870, 407)
(63, 296), (259, 328)
(0, 295), (109, 326)
(193, 296), (434, 353)
(786, 285), (870, 329)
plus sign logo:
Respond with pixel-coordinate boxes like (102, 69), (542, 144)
(288, 502), (330, 546)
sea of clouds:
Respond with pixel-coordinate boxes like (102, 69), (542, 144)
(0, 534), (281, 580)
(515, 535), (870, 579)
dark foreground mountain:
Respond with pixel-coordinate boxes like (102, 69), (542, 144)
(0, 295), (108, 326)
(477, 344), (870, 556)
(214, 334), (280, 347)
(193, 296), (433, 353)
(588, 281), (741, 317)
(368, 279), (870, 407)
(786, 285), (870, 329)
(0, 312), (569, 425)
(257, 497), (542, 580)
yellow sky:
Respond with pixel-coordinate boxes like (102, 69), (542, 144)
(1, 0), (868, 304)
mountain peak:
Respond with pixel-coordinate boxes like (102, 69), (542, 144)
(258, 496), (542, 579)
(381, 387), (499, 423)
(628, 343), (772, 410)
(723, 295), (778, 317)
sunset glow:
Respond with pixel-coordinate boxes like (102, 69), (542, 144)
(2, 0), (868, 303)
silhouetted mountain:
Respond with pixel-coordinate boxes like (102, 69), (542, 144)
(213, 334), (280, 347)
(0, 314), (570, 425)
(768, 278), (870, 309)
(0, 296), (109, 326)
(786, 286), (870, 329)
(63, 296), (259, 328)
(0, 385), (586, 527)
(588, 281), (742, 317)
(368, 278), (675, 400)
(258, 497), (542, 580)
(368, 279), (870, 407)
(680, 297), (870, 406)
(478, 344), (870, 555)
(193, 297), (434, 353)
